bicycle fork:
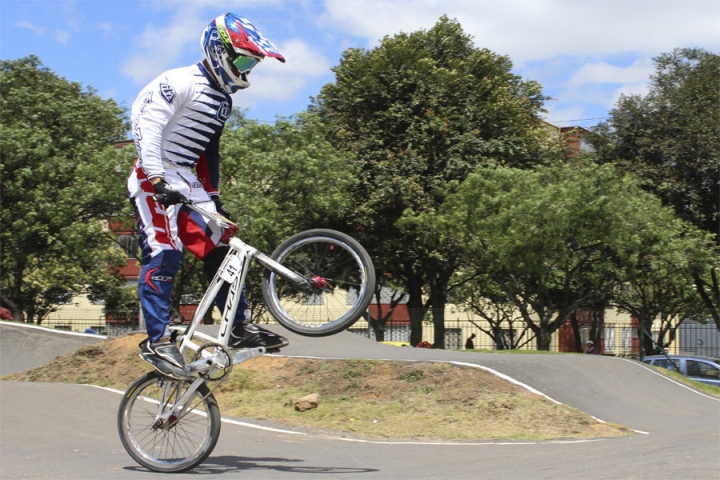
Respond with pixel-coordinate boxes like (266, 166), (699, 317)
(152, 376), (207, 429)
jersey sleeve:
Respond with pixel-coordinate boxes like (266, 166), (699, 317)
(131, 72), (192, 180)
(197, 133), (221, 196)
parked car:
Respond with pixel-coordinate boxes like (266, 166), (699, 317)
(642, 355), (720, 387)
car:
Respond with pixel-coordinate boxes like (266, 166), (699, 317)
(642, 354), (720, 387)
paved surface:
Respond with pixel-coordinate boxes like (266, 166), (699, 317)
(1, 321), (719, 479)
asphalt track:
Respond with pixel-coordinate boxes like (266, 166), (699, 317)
(1, 320), (718, 479)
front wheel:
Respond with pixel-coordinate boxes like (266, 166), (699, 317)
(262, 229), (376, 336)
(117, 372), (221, 473)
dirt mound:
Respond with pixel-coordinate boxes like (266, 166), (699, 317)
(3, 333), (630, 441)
(3, 332), (148, 387)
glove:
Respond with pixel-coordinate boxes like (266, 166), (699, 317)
(211, 195), (232, 220)
(153, 179), (187, 207)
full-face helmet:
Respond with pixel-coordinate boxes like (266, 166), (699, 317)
(201, 13), (285, 94)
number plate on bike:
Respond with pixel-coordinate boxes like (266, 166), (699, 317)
(218, 256), (242, 283)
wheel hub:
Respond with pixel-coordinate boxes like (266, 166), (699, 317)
(310, 275), (328, 290)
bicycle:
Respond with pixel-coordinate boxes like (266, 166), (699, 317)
(117, 201), (376, 472)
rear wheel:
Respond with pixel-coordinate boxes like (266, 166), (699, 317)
(262, 229), (376, 336)
(117, 372), (221, 473)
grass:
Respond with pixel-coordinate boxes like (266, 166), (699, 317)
(644, 365), (720, 397)
(2, 332), (632, 442)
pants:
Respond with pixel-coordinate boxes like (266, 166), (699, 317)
(127, 161), (247, 342)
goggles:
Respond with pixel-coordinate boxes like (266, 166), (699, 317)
(230, 53), (262, 74)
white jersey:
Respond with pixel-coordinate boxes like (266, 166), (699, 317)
(131, 63), (232, 195)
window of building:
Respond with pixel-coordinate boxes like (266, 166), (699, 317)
(117, 234), (139, 260)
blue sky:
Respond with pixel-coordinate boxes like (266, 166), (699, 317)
(2, 0), (719, 130)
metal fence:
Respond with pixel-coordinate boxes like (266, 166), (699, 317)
(39, 311), (139, 337)
(24, 309), (720, 358)
(347, 317), (720, 357)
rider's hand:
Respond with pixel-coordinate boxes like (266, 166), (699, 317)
(210, 195), (232, 220)
(153, 179), (187, 207)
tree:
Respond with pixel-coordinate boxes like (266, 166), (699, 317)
(593, 48), (720, 328)
(0, 56), (131, 322)
(313, 16), (548, 347)
(455, 275), (534, 350)
(437, 161), (708, 351)
(368, 276), (407, 342)
(611, 215), (714, 355)
(215, 111), (360, 320)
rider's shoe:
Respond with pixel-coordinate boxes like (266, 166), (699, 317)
(139, 338), (192, 380)
(229, 323), (289, 352)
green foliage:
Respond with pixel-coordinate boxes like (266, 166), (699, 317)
(216, 111), (359, 317)
(438, 161), (714, 350)
(594, 48), (720, 237)
(316, 16), (548, 240)
(593, 48), (720, 329)
(103, 285), (139, 321)
(313, 16), (550, 346)
(0, 56), (132, 322)
(612, 221), (713, 354)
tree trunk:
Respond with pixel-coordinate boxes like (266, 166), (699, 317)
(570, 311), (583, 352)
(693, 269), (720, 331)
(432, 306), (445, 349)
(10, 257), (25, 321)
(639, 316), (661, 355)
(371, 322), (386, 342)
(536, 327), (553, 351)
(406, 272), (425, 347)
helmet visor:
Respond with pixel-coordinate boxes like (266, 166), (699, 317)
(231, 54), (261, 74)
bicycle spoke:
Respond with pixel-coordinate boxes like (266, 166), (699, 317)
(118, 372), (221, 473)
(263, 230), (375, 336)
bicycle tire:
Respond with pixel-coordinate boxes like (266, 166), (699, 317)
(262, 229), (376, 336)
(117, 371), (221, 473)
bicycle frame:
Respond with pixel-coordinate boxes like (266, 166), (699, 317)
(176, 202), (309, 373)
(119, 200), (376, 473)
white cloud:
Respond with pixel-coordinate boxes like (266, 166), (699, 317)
(543, 104), (588, 125)
(608, 82), (651, 106)
(568, 58), (654, 87)
(234, 38), (332, 104)
(122, 3), (331, 105)
(16, 20), (46, 36)
(54, 31), (70, 44)
(121, 4), (208, 84)
(112, 0), (719, 123)
(16, 20), (70, 44)
(558, 59), (653, 114)
(322, 0), (720, 64)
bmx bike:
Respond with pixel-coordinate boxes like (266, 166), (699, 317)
(117, 202), (376, 472)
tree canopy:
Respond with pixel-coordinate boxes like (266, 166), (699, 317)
(166, 111), (360, 320)
(593, 48), (720, 329)
(437, 161), (714, 350)
(313, 16), (549, 346)
(0, 56), (132, 322)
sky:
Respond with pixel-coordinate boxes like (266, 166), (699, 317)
(1, 0), (719, 131)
